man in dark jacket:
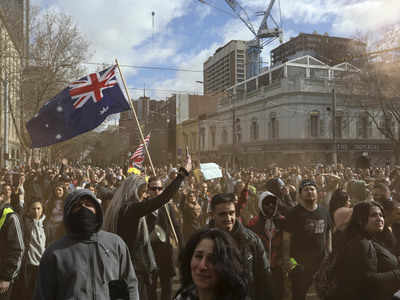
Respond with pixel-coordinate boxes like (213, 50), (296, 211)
(0, 190), (24, 300)
(208, 193), (275, 300)
(33, 189), (138, 300)
(148, 184), (183, 300)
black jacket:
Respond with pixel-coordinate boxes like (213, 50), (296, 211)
(117, 171), (187, 275)
(333, 235), (400, 300)
(0, 202), (25, 282)
(209, 220), (274, 300)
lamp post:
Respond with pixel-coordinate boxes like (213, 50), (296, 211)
(332, 88), (337, 165)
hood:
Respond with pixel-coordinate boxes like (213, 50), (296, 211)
(63, 189), (103, 233)
(259, 191), (278, 217)
(265, 177), (285, 199)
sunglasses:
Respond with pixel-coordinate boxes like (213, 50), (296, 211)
(149, 186), (163, 191)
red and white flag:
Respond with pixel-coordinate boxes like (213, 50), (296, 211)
(129, 133), (150, 170)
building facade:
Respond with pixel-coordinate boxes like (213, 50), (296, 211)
(0, 5), (25, 168)
(174, 94), (219, 163)
(119, 96), (171, 166)
(271, 32), (367, 67)
(194, 55), (393, 168)
(203, 40), (247, 95)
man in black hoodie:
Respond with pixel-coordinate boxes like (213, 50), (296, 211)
(0, 189), (24, 300)
(33, 189), (138, 300)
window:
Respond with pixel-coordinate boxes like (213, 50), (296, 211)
(310, 111), (320, 137)
(250, 118), (259, 141)
(210, 126), (216, 148)
(191, 132), (197, 150)
(235, 118), (241, 143)
(382, 114), (395, 138)
(222, 128), (228, 144)
(357, 113), (370, 138)
(269, 112), (279, 139)
(335, 116), (343, 138)
(200, 128), (205, 150)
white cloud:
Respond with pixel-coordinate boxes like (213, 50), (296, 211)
(40, 0), (189, 77)
(332, 0), (400, 35)
(150, 44), (221, 99)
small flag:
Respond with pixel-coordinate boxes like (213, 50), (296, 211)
(26, 65), (130, 148)
(129, 134), (151, 170)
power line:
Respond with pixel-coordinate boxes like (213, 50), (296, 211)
(83, 62), (202, 73)
(194, 0), (237, 18)
(128, 87), (200, 94)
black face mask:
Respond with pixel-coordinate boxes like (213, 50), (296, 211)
(68, 207), (99, 236)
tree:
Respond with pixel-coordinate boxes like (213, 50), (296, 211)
(349, 25), (400, 162)
(19, 7), (90, 159)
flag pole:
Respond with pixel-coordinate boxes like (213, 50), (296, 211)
(115, 59), (179, 246)
(115, 59), (156, 176)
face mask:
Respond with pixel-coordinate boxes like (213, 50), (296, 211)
(68, 207), (99, 236)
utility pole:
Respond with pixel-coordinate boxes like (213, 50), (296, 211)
(332, 88), (337, 165)
(232, 105), (236, 170)
(3, 78), (8, 168)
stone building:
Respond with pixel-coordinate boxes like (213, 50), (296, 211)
(195, 55), (393, 168)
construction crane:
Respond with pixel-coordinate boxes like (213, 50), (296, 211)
(198, 0), (283, 78)
(225, 0), (283, 78)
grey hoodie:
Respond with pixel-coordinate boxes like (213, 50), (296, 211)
(33, 189), (139, 300)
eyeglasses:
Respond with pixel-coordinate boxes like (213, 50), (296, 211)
(149, 186), (163, 191)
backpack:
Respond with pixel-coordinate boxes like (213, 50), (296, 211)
(314, 252), (338, 300)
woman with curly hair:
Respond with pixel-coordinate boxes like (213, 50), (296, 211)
(174, 228), (248, 300)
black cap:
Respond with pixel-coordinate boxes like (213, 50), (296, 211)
(299, 179), (317, 193)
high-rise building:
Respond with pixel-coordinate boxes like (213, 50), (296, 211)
(271, 32), (367, 67)
(203, 40), (247, 95)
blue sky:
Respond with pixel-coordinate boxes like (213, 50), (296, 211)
(31, 0), (400, 100)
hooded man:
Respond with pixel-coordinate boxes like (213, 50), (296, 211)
(33, 189), (138, 300)
(248, 191), (286, 300)
(265, 178), (296, 215)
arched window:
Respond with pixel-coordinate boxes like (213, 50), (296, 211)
(310, 110), (320, 137)
(250, 118), (259, 140)
(269, 112), (279, 139)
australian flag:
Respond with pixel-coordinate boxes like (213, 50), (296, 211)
(26, 65), (130, 148)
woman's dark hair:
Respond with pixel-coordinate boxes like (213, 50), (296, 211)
(345, 201), (384, 239)
(329, 189), (350, 223)
(178, 228), (247, 300)
(45, 185), (65, 217)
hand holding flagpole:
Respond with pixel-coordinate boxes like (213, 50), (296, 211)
(115, 59), (179, 246)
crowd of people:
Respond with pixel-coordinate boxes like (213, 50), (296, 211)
(2, 157), (400, 299)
